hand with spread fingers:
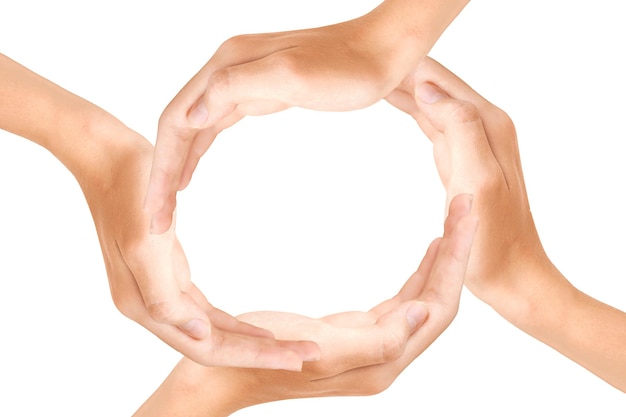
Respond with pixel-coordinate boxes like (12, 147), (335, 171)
(144, 0), (471, 234)
(387, 56), (626, 392)
(134, 194), (478, 417)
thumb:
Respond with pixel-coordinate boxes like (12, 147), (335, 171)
(377, 300), (430, 337)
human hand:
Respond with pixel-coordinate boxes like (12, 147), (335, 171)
(386, 57), (551, 305)
(144, 0), (470, 233)
(80, 123), (319, 370)
(133, 194), (477, 417)
(387, 58), (626, 394)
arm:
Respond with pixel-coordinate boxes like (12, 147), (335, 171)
(145, 0), (470, 233)
(133, 194), (478, 417)
(0, 53), (319, 369)
(387, 56), (626, 391)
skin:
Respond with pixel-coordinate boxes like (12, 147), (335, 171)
(135, 56), (626, 416)
(0, 52), (479, 414)
(388, 56), (626, 392)
(145, 0), (471, 233)
(0, 53), (321, 370)
(133, 194), (478, 417)
(141, 0), (471, 365)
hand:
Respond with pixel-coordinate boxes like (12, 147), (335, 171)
(144, 0), (470, 233)
(386, 57), (551, 304)
(388, 57), (626, 393)
(80, 123), (319, 370)
(133, 194), (477, 417)
(0, 53), (319, 370)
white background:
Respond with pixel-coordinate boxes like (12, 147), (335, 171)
(1, 0), (625, 415)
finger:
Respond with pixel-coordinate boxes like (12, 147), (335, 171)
(422, 193), (478, 311)
(167, 32), (306, 130)
(305, 204), (475, 391)
(370, 237), (442, 316)
(415, 82), (504, 209)
(124, 234), (212, 340)
(145, 123), (191, 234)
(377, 197), (476, 374)
(197, 53), (301, 130)
(145, 38), (302, 232)
(142, 316), (320, 369)
(198, 39), (384, 129)
(384, 89), (420, 120)
(206, 304), (276, 339)
(374, 194), (476, 318)
(177, 109), (245, 191)
(314, 301), (428, 378)
(443, 191), (473, 236)
(414, 57), (523, 183)
(305, 302), (430, 393)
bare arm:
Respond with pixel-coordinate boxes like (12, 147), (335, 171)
(0, 53), (319, 369)
(386, 56), (626, 391)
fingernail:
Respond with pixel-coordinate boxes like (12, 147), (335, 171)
(406, 302), (429, 333)
(417, 82), (449, 104)
(188, 99), (208, 127)
(182, 318), (210, 339)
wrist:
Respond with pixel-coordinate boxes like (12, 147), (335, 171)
(134, 359), (266, 417)
(363, 0), (470, 54)
(348, 0), (469, 90)
(479, 259), (575, 341)
(50, 106), (151, 195)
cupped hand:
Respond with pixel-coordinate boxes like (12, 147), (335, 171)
(386, 57), (552, 303)
(133, 194), (477, 417)
(80, 125), (319, 370)
(144, 7), (440, 233)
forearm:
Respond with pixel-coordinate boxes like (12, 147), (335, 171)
(363, 0), (470, 60)
(488, 263), (626, 392)
(132, 359), (260, 417)
(0, 53), (137, 183)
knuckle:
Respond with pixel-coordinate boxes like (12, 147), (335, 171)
(206, 67), (232, 100)
(477, 165), (510, 197)
(379, 330), (405, 363)
(490, 106), (515, 134)
(359, 377), (395, 396)
(219, 34), (253, 53)
(146, 299), (177, 324)
(449, 100), (481, 125)
(268, 52), (306, 83)
(157, 105), (189, 137)
(110, 288), (140, 320)
(118, 234), (151, 264)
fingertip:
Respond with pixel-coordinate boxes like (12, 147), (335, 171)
(302, 341), (322, 362)
(149, 211), (173, 234)
(278, 351), (305, 372)
(417, 82), (449, 104)
(449, 193), (474, 218)
(181, 318), (210, 340)
(188, 98), (209, 128)
(279, 340), (322, 364)
(406, 301), (429, 334)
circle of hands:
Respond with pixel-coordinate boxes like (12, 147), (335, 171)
(84, 52), (543, 406)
